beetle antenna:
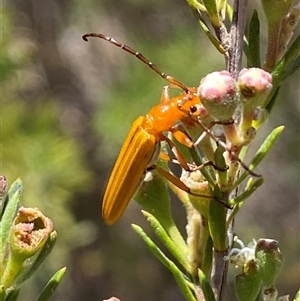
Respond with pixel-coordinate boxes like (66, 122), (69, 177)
(82, 33), (190, 93)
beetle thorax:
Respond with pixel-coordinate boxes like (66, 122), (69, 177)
(143, 101), (186, 136)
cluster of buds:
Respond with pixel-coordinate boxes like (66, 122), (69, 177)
(185, 68), (272, 188)
(197, 68), (272, 148)
(173, 68), (272, 218)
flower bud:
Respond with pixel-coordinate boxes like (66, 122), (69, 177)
(238, 68), (272, 136)
(255, 238), (284, 287)
(10, 207), (54, 260)
(238, 68), (272, 105)
(197, 71), (238, 121)
(1, 207), (54, 288)
(235, 259), (262, 301)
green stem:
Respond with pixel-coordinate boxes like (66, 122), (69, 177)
(1, 253), (23, 289)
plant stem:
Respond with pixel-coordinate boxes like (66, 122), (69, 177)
(229, 0), (248, 79)
(211, 1), (248, 300)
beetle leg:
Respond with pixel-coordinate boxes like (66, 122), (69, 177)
(190, 161), (228, 172)
(192, 115), (261, 177)
(163, 136), (191, 171)
(169, 125), (194, 148)
(163, 131), (228, 173)
(150, 165), (231, 209)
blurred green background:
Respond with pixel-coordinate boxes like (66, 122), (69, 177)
(2, 0), (299, 300)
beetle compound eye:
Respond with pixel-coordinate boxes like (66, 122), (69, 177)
(190, 106), (197, 113)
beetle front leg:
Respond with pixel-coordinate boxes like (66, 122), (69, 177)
(169, 125), (194, 148)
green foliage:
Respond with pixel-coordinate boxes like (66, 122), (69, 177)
(36, 268), (66, 301)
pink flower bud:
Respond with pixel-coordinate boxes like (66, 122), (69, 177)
(197, 71), (237, 121)
(238, 68), (272, 98)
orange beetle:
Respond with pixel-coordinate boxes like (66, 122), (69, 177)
(83, 33), (215, 224)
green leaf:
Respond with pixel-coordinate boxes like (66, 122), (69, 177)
(234, 126), (284, 187)
(281, 54), (300, 82)
(249, 125), (284, 168)
(36, 267), (66, 301)
(265, 86), (281, 114)
(134, 172), (187, 255)
(200, 19), (225, 53)
(132, 224), (174, 268)
(198, 269), (216, 301)
(230, 177), (264, 205)
(192, 9), (225, 54)
(208, 188), (226, 251)
(142, 211), (189, 270)
(263, 59), (285, 109)
(186, 0), (205, 10)
(171, 263), (197, 301)
(226, 3), (233, 21)
(201, 235), (213, 276)
(201, 0), (221, 27)
(227, 178), (264, 227)
(132, 225), (196, 301)
(247, 10), (261, 68)
(243, 37), (250, 61)
(0, 179), (23, 274)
